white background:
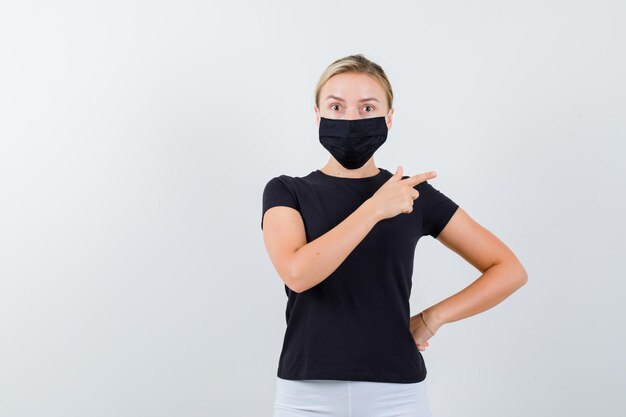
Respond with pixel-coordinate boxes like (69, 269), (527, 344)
(1, 1), (624, 416)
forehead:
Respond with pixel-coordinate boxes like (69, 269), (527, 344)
(321, 72), (385, 101)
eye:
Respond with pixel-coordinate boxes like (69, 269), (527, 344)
(364, 105), (375, 112)
(330, 104), (341, 111)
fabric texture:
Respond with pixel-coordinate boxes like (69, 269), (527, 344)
(272, 376), (433, 417)
(261, 167), (459, 383)
(318, 115), (389, 169)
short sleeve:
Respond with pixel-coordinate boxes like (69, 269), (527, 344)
(417, 180), (460, 238)
(261, 176), (301, 230)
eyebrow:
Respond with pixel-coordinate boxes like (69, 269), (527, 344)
(324, 95), (380, 103)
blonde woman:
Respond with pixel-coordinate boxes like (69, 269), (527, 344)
(261, 54), (528, 417)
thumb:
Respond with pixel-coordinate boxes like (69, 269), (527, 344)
(388, 164), (403, 182)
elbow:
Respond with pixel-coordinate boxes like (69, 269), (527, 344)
(283, 264), (306, 294)
(493, 256), (528, 290)
(285, 280), (304, 294)
(287, 267), (318, 294)
(281, 274), (301, 294)
(281, 253), (318, 294)
(514, 262), (529, 288)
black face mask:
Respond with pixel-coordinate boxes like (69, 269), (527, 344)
(318, 114), (389, 170)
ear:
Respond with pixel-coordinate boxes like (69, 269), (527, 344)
(314, 105), (321, 127)
(386, 107), (394, 129)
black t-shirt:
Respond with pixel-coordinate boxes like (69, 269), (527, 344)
(261, 167), (459, 383)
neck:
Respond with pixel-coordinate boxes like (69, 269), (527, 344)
(320, 161), (380, 179)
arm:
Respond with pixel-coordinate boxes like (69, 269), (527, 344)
(416, 207), (528, 334)
(262, 200), (381, 293)
(262, 168), (433, 294)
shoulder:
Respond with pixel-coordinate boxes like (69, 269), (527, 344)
(263, 171), (317, 201)
(415, 180), (447, 195)
(264, 171), (317, 190)
(261, 174), (304, 230)
(263, 174), (300, 192)
(264, 174), (292, 188)
(263, 175), (296, 198)
(416, 181), (459, 237)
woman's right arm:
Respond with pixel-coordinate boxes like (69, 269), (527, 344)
(262, 200), (382, 293)
(262, 167), (435, 293)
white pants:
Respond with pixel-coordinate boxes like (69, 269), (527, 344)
(272, 376), (433, 417)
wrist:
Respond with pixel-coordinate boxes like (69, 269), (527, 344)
(423, 305), (446, 332)
(361, 198), (383, 224)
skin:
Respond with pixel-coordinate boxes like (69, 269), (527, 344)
(262, 71), (528, 353)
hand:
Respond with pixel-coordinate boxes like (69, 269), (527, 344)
(409, 309), (442, 352)
(368, 165), (437, 221)
(415, 340), (430, 352)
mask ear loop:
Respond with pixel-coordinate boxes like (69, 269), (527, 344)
(385, 109), (392, 124)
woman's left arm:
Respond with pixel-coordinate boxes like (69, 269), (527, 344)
(419, 207), (529, 334)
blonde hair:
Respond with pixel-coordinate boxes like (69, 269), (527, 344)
(314, 54), (394, 111)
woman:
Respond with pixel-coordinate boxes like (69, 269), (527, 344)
(261, 54), (528, 417)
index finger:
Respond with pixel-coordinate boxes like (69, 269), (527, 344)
(401, 171), (437, 187)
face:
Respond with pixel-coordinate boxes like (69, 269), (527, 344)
(314, 72), (394, 129)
